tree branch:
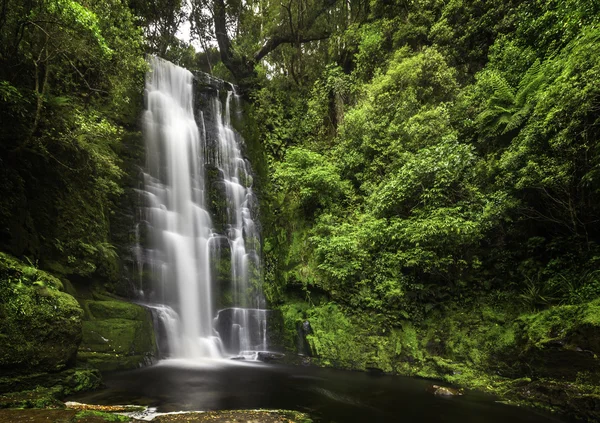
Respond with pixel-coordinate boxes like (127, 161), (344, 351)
(254, 32), (330, 62)
(208, 0), (337, 92)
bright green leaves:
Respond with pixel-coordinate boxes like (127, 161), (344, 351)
(44, 0), (112, 57)
(71, 111), (126, 197)
(476, 60), (548, 138)
(302, 65), (354, 148)
(492, 27), (600, 195)
(338, 47), (459, 186)
(370, 47), (458, 115)
(370, 139), (476, 218)
(516, 0), (600, 56)
(311, 213), (380, 286)
(274, 148), (352, 217)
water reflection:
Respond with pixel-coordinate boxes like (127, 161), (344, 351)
(69, 361), (566, 423)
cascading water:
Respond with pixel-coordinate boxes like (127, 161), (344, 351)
(136, 56), (268, 360)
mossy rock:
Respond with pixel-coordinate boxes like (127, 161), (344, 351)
(0, 368), (101, 409)
(73, 410), (130, 422)
(503, 379), (600, 422)
(87, 301), (146, 321)
(81, 319), (151, 355)
(0, 368), (101, 395)
(78, 299), (156, 372)
(509, 300), (600, 381)
(0, 386), (64, 409)
(0, 252), (83, 375)
(77, 352), (151, 372)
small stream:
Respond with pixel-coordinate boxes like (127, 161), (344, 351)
(68, 360), (566, 423)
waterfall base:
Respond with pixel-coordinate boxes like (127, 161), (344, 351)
(147, 304), (279, 361)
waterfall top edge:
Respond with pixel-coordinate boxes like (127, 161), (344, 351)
(147, 55), (239, 93)
(194, 71), (238, 94)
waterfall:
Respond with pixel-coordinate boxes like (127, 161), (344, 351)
(137, 57), (267, 360)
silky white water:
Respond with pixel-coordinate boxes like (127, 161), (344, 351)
(137, 57), (267, 359)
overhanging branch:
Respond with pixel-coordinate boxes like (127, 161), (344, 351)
(254, 32), (330, 62)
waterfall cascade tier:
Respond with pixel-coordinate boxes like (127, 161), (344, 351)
(136, 57), (268, 360)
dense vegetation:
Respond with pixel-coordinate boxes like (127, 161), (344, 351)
(249, 0), (600, 321)
(212, 0), (600, 417)
(2, 0), (600, 419)
(0, 0), (146, 282)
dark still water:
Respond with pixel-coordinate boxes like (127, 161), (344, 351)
(69, 359), (565, 423)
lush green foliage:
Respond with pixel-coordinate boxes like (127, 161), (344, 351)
(237, 5), (600, 412)
(0, 0), (146, 279)
(251, 0), (600, 321)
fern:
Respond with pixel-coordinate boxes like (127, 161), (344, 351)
(514, 59), (545, 107)
(476, 71), (515, 135)
(477, 60), (549, 137)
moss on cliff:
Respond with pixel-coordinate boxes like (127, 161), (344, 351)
(0, 252), (83, 374)
(281, 297), (600, 421)
(77, 299), (156, 372)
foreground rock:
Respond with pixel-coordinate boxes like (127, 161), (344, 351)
(0, 369), (101, 409)
(151, 410), (312, 422)
(0, 409), (313, 423)
(426, 384), (463, 396)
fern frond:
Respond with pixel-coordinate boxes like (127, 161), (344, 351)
(488, 72), (515, 106)
(503, 103), (532, 134)
(515, 59), (547, 107)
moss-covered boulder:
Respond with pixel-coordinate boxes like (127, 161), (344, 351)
(0, 252), (83, 375)
(0, 368), (102, 408)
(508, 299), (600, 381)
(77, 299), (156, 372)
(0, 368), (101, 395)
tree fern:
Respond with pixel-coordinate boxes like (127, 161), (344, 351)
(503, 59), (548, 133)
(514, 59), (544, 107)
(477, 60), (548, 137)
(476, 71), (515, 135)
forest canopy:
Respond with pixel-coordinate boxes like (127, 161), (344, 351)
(2, 0), (600, 316)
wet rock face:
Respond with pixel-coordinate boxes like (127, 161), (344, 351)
(213, 308), (277, 354)
(257, 351), (285, 362)
(297, 321), (314, 357)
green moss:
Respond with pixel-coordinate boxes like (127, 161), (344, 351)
(0, 368), (100, 395)
(518, 305), (579, 347)
(517, 299), (600, 350)
(279, 410), (314, 423)
(0, 386), (64, 409)
(77, 298), (156, 372)
(63, 369), (103, 395)
(74, 410), (129, 422)
(286, 297), (600, 420)
(0, 252), (83, 374)
(87, 301), (146, 321)
(82, 319), (142, 354)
